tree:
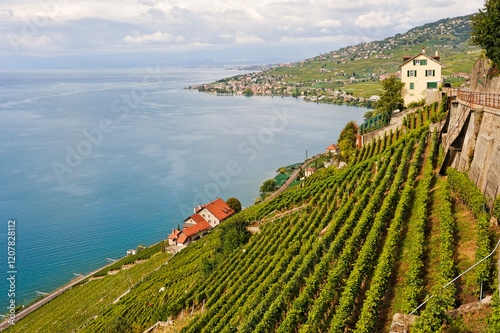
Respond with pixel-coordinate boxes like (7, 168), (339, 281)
(260, 179), (276, 193)
(377, 75), (404, 113)
(226, 197), (242, 213)
(337, 120), (359, 162)
(243, 87), (253, 95)
(471, 0), (500, 66)
(219, 216), (250, 256)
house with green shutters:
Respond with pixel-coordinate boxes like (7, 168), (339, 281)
(399, 47), (446, 105)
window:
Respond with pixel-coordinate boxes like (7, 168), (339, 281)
(407, 70), (417, 77)
(413, 60), (420, 65)
(421, 59), (427, 65)
(410, 82), (415, 90)
(425, 70), (435, 77)
(427, 82), (438, 88)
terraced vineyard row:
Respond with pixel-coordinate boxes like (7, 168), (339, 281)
(6, 98), (499, 332)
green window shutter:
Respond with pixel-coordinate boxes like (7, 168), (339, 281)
(425, 70), (428, 77)
(433, 70), (435, 76)
(413, 60), (416, 65)
(415, 70), (417, 77)
(421, 59), (427, 65)
(410, 83), (414, 90)
(407, 70), (410, 77)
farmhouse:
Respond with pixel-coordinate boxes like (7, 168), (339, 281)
(305, 167), (316, 177)
(399, 47), (446, 105)
(194, 198), (235, 228)
(168, 198), (235, 246)
(326, 144), (340, 155)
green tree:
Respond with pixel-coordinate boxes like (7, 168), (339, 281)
(219, 216), (250, 256)
(226, 197), (242, 213)
(243, 87), (253, 95)
(337, 120), (359, 162)
(377, 75), (404, 113)
(471, 0), (500, 65)
(260, 179), (276, 193)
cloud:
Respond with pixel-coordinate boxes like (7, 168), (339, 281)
(235, 34), (265, 44)
(354, 11), (391, 28)
(0, 0), (486, 63)
(123, 31), (175, 43)
(314, 19), (341, 28)
(0, 9), (13, 18)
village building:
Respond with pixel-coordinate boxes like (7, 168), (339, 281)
(194, 198), (235, 228)
(326, 144), (340, 155)
(168, 198), (235, 246)
(399, 47), (446, 105)
(175, 220), (211, 246)
(305, 167), (316, 178)
(167, 229), (181, 246)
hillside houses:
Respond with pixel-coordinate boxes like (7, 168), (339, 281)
(326, 144), (340, 155)
(168, 198), (235, 246)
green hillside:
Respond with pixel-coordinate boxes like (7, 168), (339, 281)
(191, 15), (481, 103)
(5, 99), (500, 332)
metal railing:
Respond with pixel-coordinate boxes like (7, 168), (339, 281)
(444, 87), (500, 110)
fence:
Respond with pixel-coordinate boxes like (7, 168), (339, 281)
(444, 87), (500, 110)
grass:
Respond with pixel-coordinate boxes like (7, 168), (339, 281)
(422, 178), (444, 295)
(6, 252), (171, 333)
(452, 195), (480, 304)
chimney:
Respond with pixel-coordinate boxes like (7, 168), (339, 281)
(422, 47), (426, 54)
(194, 205), (196, 213)
(435, 50), (438, 57)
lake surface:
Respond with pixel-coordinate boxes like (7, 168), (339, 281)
(0, 67), (367, 307)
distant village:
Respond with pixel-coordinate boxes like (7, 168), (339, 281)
(188, 16), (472, 108)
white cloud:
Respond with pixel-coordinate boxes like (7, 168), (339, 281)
(314, 19), (341, 28)
(123, 31), (174, 43)
(235, 34), (265, 44)
(0, 0), (486, 61)
(355, 11), (391, 28)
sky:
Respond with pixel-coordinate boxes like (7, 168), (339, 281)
(0, 0), (486, 69)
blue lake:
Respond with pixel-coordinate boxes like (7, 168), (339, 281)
(0, 67), (367, 307)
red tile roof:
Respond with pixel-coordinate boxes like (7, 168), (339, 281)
(167, 229), (181, 240)
(177, 234), (188, 244)
(197, 198), (234, 222)
(181, 220), (211, 237)
(190, 213), (207, 224)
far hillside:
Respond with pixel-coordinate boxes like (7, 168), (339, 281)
(191, 15), (480, 105)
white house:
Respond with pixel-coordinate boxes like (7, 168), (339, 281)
(399, 47), (446, 105)
(305, 167), (316, 177)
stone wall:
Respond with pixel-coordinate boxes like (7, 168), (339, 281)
(445, 80), (500, 203)
(469, 56), (500, 93)
(468, 106), (500, 200)
(362, 106), (420, 145)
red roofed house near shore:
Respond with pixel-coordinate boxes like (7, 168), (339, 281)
(167, 229), (182, 246)
(194, 197), (235, 228)
(326, 144), (340, 155)
(167, 198), (235, 246)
